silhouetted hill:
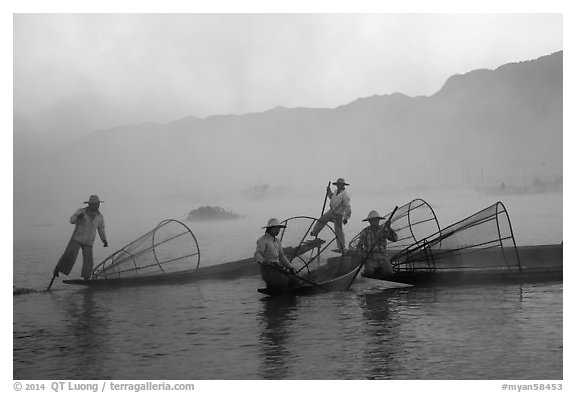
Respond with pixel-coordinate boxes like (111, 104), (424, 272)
(15, 51), (562, 206)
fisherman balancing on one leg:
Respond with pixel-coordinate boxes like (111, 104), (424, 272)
(50, 195), (108, 286)
(310, 178), (352, 253)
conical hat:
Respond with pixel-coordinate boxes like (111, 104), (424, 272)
(262, 218), (287, 229)
(362, 210), (384, 222)
(84, 195), (104, 204)
(332, 178), (349, 186)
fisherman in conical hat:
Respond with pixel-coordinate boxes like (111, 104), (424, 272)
(357, 210), (398, 278)
(310, 178), (352, 253)
(254, 218), (297, 291)
(53, 195), (108, 281)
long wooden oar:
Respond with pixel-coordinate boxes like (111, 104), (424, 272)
(311, 181), (332, 259)
(311, 181), (330, 238)
(47, 258), (64, 292)
(346, 205), (399, 290)
(320, 181), (331, 218)
(46, 275), (57, 292)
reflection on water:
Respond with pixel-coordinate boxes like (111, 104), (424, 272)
(355, 284), (562, 380)
(358, 292), (401, 379)
(258, 296), (299, 379)
(13, 280), (562, 380)
(58, 291), (112, 379)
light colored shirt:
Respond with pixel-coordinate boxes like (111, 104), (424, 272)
(329, 189), (351, 219)
(254, 233), (290, 267)
(70, 208), (107, 246)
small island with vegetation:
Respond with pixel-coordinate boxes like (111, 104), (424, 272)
(186, 205), (242, 221)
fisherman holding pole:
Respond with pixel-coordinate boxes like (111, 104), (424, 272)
(48, 195), (108, 289)
(310, 178), (352, 253)
(357, 210), (398, 278)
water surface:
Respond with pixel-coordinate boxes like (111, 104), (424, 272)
(13, 189), (563, 380)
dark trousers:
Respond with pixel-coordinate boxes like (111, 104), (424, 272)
(260, 264), (297, 290)
(55, 239), (94, 279)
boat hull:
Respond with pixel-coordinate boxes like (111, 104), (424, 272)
(257, 257), (362, 296)
(381, 243), (563, 286)
(63, 243), (562, 288)
(63, 257), (257, 287)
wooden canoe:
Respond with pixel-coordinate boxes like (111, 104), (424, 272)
(257, 254), (362, 296)
(63, 238), (326, 288)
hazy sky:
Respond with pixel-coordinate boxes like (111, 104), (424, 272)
(13, 13), (562, 146)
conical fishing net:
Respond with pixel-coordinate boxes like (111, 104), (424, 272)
(349, 198), (441, 253)
(278, 216), (343, 277)
(392, 202), (520, 272)
(92, 219), (200, 280)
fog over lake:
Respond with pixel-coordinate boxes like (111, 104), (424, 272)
(10, 12), (564, 384)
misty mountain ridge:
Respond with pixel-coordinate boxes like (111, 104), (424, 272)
(15, 51), (562, 207)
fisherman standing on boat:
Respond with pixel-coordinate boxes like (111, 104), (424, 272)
(310, 178), (351, 252)
(358, 210), (398, 278)
(255, 218), (297, 291)
(53, 195), (108, 280)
